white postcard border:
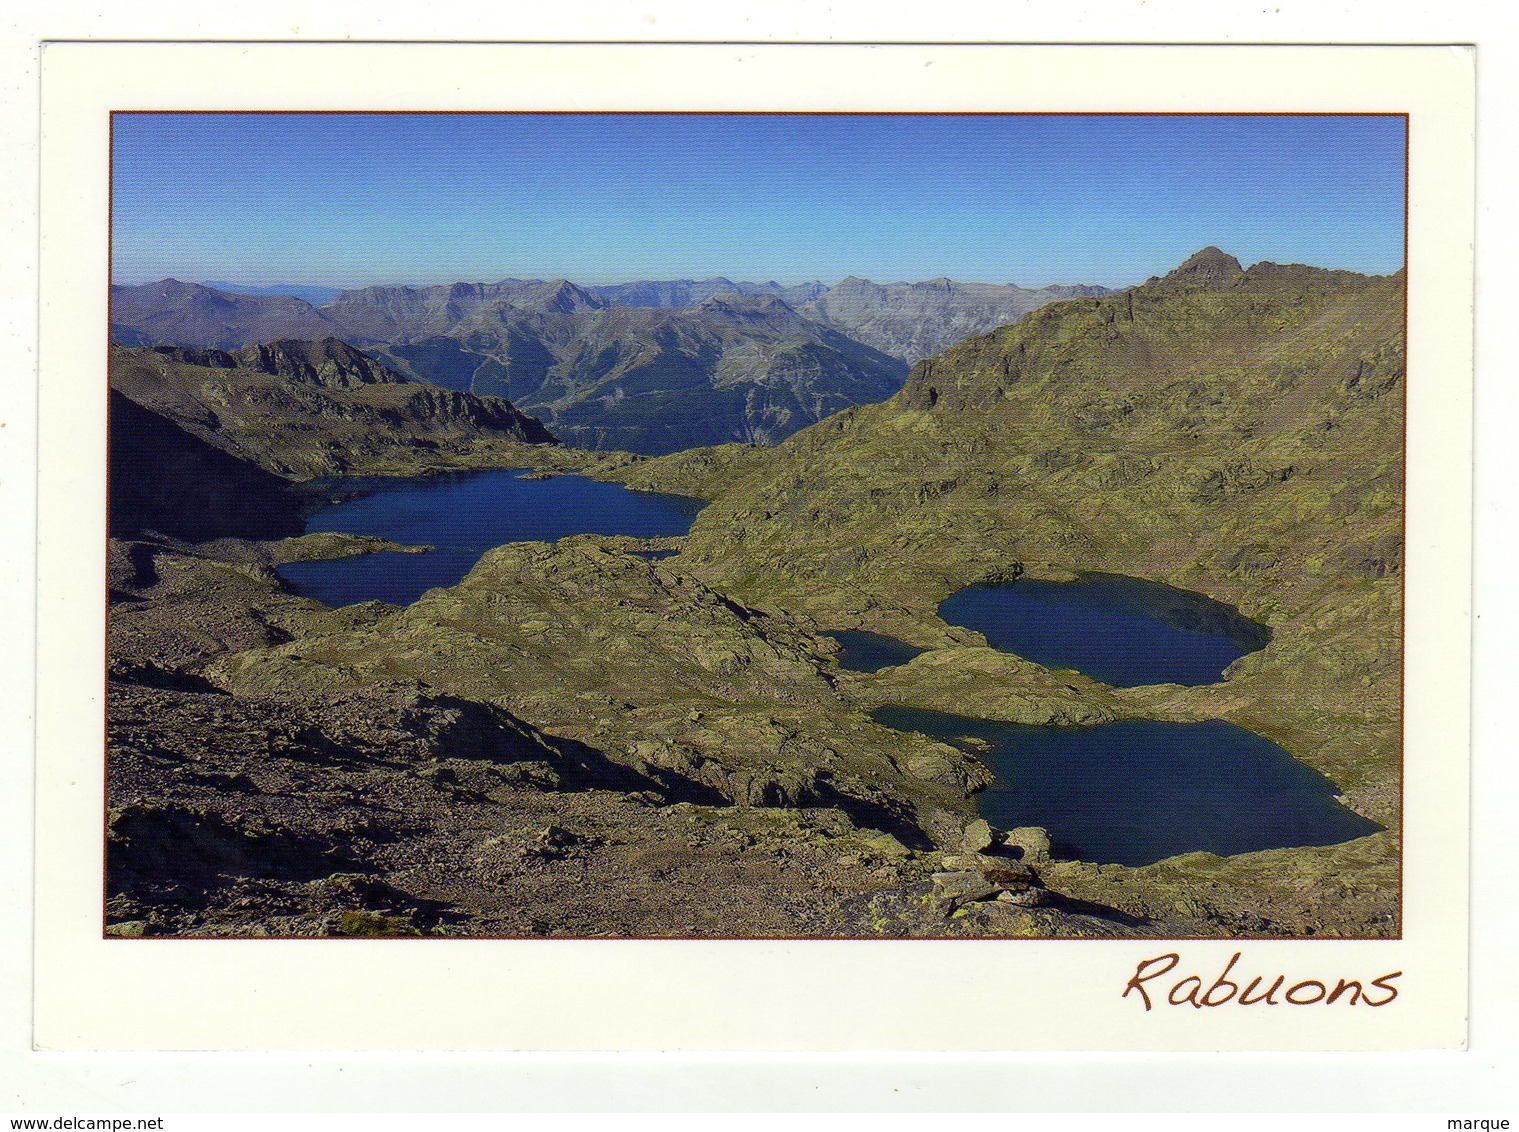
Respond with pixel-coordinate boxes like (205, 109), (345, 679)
(34, 41), (1475, 1052)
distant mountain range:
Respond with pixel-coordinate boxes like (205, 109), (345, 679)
(202, 281), (346, 307)
(111, 279), (339, 350)
(110, 272), (1113, 455)
(191, 273), (1112, 362)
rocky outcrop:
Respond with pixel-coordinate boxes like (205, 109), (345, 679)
(850, 646), (1123, 725)
(232, 337), (410, 388)
(203, 536), (986, 852)
(1159, 245), (1245, 287)
(109, 344), (557, 480)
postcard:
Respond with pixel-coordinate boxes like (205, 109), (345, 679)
(32, 42), (1473, 1050)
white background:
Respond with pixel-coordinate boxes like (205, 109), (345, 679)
(2, 0), (1514, 1114)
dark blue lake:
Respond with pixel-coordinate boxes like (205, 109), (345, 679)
(873, 706), (1379, 866)
(938, 572), (1271, 687)
(826, 630), (926, 673)
(278, 469), (704, 607)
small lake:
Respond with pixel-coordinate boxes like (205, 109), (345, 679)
(826, 630), (926, 673)
(278, 469), (705, 607)
(873, 705), (1380, 866)
(938, 572), (1270, 687)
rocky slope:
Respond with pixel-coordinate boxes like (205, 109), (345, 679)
(798, 276), (1113, 362)
(110, 342), (559, 482)
(107, 529), (1165, 938)
(106, 336), (1063, 937)
(106, 337), (594, 553)
(230, 337), (413, 388)
(615, 247), (1404, 934)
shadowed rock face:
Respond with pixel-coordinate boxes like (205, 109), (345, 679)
(108, 390), (306, 542)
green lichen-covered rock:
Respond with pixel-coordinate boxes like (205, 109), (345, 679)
(851, 645), (1122, 725)
(332, 911), (424, 937)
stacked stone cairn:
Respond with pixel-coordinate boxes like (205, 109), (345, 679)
(931, 820), (1053, 915)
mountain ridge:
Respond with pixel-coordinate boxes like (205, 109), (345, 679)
(109, 340), (558, 482)
(112, 271), (1117, 454)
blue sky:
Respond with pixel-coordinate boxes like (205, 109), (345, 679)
(111, 113), (1406, 290)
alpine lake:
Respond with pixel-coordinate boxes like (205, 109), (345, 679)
(278, 468), (704, 608)
(872, 574), (1380, 866)
(281, 472), (1379, 868)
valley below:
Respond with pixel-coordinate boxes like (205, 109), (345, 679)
(105, 248), (1405, 940)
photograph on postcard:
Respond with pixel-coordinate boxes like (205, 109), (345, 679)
(102, 109), (1408, 944)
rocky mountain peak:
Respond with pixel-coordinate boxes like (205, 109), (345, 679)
(693, 294), (805, 331)
(130, 279), (230, 306)
(1167, 246), (1245, 284)
(537, 279), (603, 314)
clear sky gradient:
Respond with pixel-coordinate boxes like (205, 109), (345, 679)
(110, 113), (1406, 290)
